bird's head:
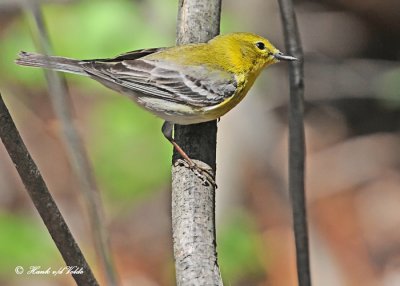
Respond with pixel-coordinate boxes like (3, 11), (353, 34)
(209, 32), (297, 73)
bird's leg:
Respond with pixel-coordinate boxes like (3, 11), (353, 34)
(162, 121), (195, 165)
(161, 121), (216, 187)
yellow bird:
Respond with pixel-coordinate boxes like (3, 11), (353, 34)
(16, 32), (296, 179)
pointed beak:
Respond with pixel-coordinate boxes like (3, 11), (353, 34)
(273, 52), (297, 61)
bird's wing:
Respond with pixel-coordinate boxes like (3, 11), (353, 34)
(81, 55), (237, 107)
(93, 47), (166, 62)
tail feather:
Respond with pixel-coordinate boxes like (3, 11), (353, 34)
(15, 51), (87, 76)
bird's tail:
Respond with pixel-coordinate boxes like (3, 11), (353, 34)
(15, 51), (87, 76)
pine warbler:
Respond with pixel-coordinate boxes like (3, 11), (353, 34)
(16, 32), (296, 180)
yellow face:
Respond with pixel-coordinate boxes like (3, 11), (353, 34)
(213, 33), (296, 67)
(207, 32), (296, 74)
(251, 38), (281, 64)
(216, 33), (280, 61)
(243, 34), (298, 64)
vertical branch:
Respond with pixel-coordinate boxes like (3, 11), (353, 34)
(172, 0), (223, 285)
(277, 1), (311, 286)
(24, 4), (119, 285)
(0, 93), (99, 286)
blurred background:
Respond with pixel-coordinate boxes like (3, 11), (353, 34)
(0, 0), (400, 285)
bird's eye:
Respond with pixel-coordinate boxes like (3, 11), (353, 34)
(255, 42), (266, 50)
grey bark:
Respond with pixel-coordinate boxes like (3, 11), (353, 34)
(0, 93), (99, 286)
(277, 0), (311, 285)
(172, 0), (223, 285)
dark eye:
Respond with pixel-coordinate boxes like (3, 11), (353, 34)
(255, 42), (265, 50)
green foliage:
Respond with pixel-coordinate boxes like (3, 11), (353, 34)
(0, 213), (60, 276)
(376, 68), (400, 105)
(0, 0), (174, 86)
(43, 1), (171, 58)
(218, 213), (266, 283)
(0, 18), (41, 85)
(88, 95), (171, 203)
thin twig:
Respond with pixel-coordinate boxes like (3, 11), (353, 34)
(0, 93), (98, 286)
(171, 0), (223, 285)
(23, 4), (119, 286)
(277, 0), (311, 286)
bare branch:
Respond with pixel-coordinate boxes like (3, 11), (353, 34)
(24, 5), (119, 285)
(277, 0), (311, 286)
(172, 0), (223, 285)
(0, 93), (99, 286)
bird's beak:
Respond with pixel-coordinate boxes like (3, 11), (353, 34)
(273, 52), (297, 61)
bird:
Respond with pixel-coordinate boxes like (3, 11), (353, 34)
(16, 32), (296, 184)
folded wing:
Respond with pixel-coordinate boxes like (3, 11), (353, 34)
(81, 52), (237, 108)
